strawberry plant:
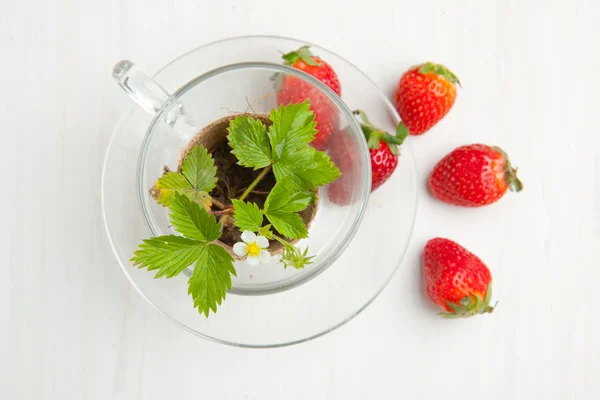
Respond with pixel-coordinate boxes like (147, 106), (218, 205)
(131, 100), (340, 316)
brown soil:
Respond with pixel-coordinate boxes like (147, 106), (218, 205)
(174, 113), (318, 255)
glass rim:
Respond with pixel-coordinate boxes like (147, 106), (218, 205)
(135, 61), (373, 297)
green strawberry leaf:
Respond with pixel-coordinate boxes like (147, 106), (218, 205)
(227, 116), (272, 169)
(261, 180), (312, 239)
(268, 101), (317, 159)
(151, 146), (216, 208)
(264, 180), (315, 214)
(273, 146), (340, 190)
(181, 146), (218, 194)
(169, 194), (221, 242)
(264, 210), (307, 239)
(232, 199), (263, 233)
(131, 235), (205, 279)
(153, 172), (195, 207)
(133, 188), (237, 317)
(188, 243), (236, 317)
(153, 172), (212, 209)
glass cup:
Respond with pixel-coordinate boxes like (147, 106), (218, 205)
(103, 36), (417, 347)
(112, 60), (371, 294)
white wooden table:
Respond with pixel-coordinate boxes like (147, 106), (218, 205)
(2, 0), (599, 398)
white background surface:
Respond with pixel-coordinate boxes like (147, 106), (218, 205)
(2, 0), (599, 398)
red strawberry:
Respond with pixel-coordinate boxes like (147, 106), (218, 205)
(326, 130), (357, 205)
(277, 46), (341, 150)
(281, 46), (341, 96)
(429, 144), (523, 207)
(424, 238), (495, 317)
(355, 110), (408, 192)
(369, 141), (398, 191)
(393, 62), (459, 136)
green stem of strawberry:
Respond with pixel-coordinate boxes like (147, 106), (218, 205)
(273, 234), (293, 248)
(418, 62), (462, 87)
(492, 146), (524, 192)
(281, 46), (320, 66)
(506, 169), (523, 192)
(438, 282), (496, 318)
(396, 122), (409, 141)
(352, 109), (408, 155)
(237, 165), (272, 202)
(353, 109), (372, 125)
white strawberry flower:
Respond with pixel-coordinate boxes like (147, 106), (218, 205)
(233, 231), (271, 265)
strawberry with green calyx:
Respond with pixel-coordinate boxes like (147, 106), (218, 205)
(354, 110), (408, 191)
(424, 238), (496, 318)
(429, 144), (523, 207)
(277, 45), (341, 150)
(393, 62), (460, 136)
(281, 45), (342, 96)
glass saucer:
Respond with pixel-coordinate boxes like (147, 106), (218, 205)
(102, 35), (417, 347)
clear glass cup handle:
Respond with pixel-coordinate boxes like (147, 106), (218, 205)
(112, 60), (196, 135)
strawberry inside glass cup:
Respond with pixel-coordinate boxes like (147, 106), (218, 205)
(276, 74), (340, 150)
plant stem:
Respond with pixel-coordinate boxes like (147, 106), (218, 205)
(219, 214), (231, 226)
(273, 234), (292, 247)
(209, 208), (234, 216)
(238, 165), (271, 202)
(211, 198), (227, 210)
(353, 109), (371, 125)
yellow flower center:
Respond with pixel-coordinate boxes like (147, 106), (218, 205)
(246, 242), (261, 257)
